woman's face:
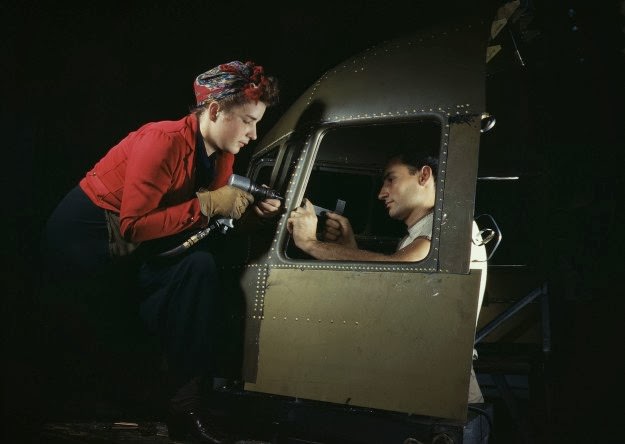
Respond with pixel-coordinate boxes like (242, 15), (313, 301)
(204, 100), (267, 155)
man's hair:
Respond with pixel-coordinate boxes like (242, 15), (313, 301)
(386, 147), (439, 180)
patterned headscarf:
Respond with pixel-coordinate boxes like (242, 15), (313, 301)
(194, 60), (270, 106)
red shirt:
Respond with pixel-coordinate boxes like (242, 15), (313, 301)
(79, 114), (234, 242)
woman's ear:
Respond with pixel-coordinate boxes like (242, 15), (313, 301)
(419, 165), (432, 185)
(207, 101), (221, 122)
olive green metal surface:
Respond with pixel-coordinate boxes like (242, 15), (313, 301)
(244, 268), (481, 421)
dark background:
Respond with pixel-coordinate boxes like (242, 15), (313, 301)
(3, 1), (625, 442)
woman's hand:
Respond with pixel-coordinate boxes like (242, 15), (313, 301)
(196, 185), (253, 219)
(252, 184), (282, 218)
(253, 197), (282, 218)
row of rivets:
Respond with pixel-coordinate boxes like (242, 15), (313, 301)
(269, 317), (360, 325)
(243, 263), (436, 273)
(255, 109), (466, 155)
(317, 106), (473, 124)
(253, 266), (268, 316)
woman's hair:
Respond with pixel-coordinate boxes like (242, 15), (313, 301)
(196, 77), (279, 112)
(191, 60), (279, 115)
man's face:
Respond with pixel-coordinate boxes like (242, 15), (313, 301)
(377, 160), (430, 224)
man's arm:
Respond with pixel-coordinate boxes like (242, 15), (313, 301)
(288, 200), (431, 262)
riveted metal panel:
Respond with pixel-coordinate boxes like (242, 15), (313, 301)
(439, 117), (482, 273)
(243, 267), (481, 421)
(239, 12), (492, 424)
(253, 20), (489, 159)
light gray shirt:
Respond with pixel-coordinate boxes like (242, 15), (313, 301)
(397, 212), (433, 250)
(397, 212), (487, 326)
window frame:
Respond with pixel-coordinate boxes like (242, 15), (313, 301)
(266, 117), (448, 272)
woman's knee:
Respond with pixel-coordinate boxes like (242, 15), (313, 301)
(178, 251), (218, 275)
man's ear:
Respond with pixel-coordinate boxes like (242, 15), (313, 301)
(207, 101), (221, 122)
(419, 165), (432, 185)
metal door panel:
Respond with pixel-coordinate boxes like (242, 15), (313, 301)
(244, 267), (482, 421)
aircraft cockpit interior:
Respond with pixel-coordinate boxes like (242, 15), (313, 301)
(249, 119), (442, 261)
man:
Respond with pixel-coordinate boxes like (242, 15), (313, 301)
(289, 151), (435, 262)
(287, 149), (486, 404)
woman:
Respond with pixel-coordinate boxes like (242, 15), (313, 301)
(43, 60), (280, 443)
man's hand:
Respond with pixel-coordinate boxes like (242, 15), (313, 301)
(322, 212), (358, 249)
(287, 199), (318, 249)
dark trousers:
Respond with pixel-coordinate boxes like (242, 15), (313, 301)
(40, 185), (122, 351)
(43, 185), (110, 281)
(39, 186), (137, 410)
(41, 186), (229, 407)
(138, 250), (228, 391)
